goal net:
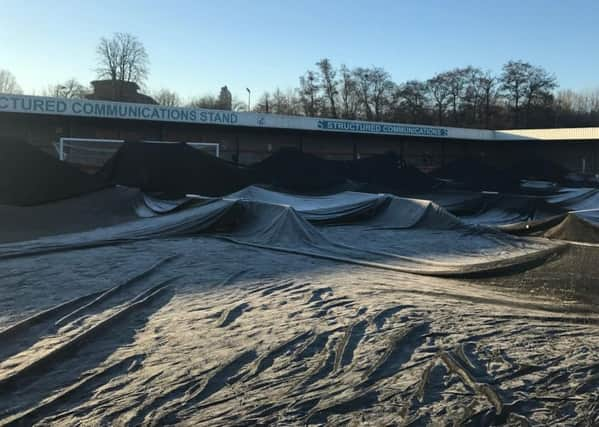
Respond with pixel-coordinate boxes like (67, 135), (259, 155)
(187, 142), (220, 157)
(55, 138), (125, 169)
(141, 140), (220, 157)
(56, 138), (221, 169)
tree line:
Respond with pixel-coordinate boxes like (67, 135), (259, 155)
(1, 32), (598, 130)
(253, 59), (561, 130)
(199, 59), (599, 130)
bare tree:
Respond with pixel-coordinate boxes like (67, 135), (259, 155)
(271, 88), (289, 114)
(500, 60), (557, 127)
(46, 78), (87, 98)
(254, 92), (271, 113)
(371, 69), (395, 121)
(444, 68), (470, 124)
(270, 88), (301, 115)
(316, 58), (338, 117)
(353, 67), (374, 120)
(522, 65), (557, 126)
(477, 72), (498, 128)
(350, 68), (366, 119)
(352, 67), (394, 121)
(339, 65), (359, 119)
(396, 80), (429, 123)
(589, 89), (599, 114)
(154, 89), (181, 106)
(500, 60), (531, 127)
(96, 32), (149, 99)
(460, 67), (483, 126)
(426, 73), (451, 125)
(299, 71), (319, 116)
(566, 89), (599, 114)
(189, 95), (218, 109)
(555, 88), (599, 127)
(263, 58), (576, 128)
(0, 69), (22, 94)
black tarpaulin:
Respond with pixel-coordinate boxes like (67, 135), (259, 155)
(250, 149), (348, 193)
(432, 157), (520, 192)
(0, 138), (108, 206)
(250, 149), (436, 194)
(100, 141), (253, 197)
(509, 156), (571, 183)
(344, 152), (437, 193)
(0, 187), (141, 243)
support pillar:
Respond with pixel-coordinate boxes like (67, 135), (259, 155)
(441, 141), (445, 167)
(400, 139), (405, 164)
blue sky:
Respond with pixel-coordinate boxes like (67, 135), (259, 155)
(1, 0), (598, 101)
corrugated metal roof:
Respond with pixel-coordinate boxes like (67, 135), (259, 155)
(496, 128), (599, 141)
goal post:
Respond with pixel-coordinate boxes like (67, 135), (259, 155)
(56, 138), (222, 169)
(187, 142), (220, 158)
(56, 137), (125, 168)
(141, 140), (220, 157)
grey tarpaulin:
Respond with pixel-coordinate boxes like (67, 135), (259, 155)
(227, 186), (462, 229)
(412, 190), (486, 215)
(0, 187), (564, 277)
(0, 187), (141, 243)
(135, 194), (193, 218)
(0, 187), (199, 243)
(460, 194), (563, 227)
(546, 187), (599, 222)
(226, 186), (387, 223)
(214, 200), (562, 277)
(0, 199), (236, 259)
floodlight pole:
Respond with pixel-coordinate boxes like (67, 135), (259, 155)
(246, 88), (251, 111)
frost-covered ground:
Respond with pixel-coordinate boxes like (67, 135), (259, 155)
(1, 236), (598, 426)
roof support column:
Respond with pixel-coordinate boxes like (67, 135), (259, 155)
(399, 138), (405, 164)
(441, 140), (445, 167)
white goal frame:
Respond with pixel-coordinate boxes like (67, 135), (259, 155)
(57, 138), (221, 164)
(142, 140), (220, 157)
(56, 137), (125, 161)
(187, 142), (220, 157)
